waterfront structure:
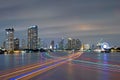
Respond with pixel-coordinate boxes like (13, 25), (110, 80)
(27, 25), (38, 50)
(67, 38), (73, 50)
(5, 28), (14, 51)
(76, 39), (81, 50)
(94, 42), (111, 53)
(67, 38), (81, 50)
(84, 44), (90, 50)
(59, 38), (64, 50)
(14, 38), (19, 50)
(50, 40), (54, 50)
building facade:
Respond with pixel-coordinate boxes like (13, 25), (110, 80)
(59, 38), (64, 50)
(5, 28), (14, 51)
(14, 38), (19, 50)
(27, 25), (38, 50)
(67, 38), (81, 50)
(50, 40), (54, 50)
(67, 38), (73, 50)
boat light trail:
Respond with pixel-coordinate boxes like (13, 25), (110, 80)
(72, 60), (120, 72)
(10, 59), (69, 80)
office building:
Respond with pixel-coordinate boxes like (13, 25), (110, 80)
(50, 40), (54, 50)
(67, 38), (73, 50)
(5, 28), (14, 51)
(27, 25), (38, 50)
(76, 39), (81, 50)
(59, 38), (64, 50)
(67, 38), (81, 50)
(14, 38), (19, 50)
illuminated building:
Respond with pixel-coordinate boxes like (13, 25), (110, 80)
(14, 38), (19, 50)
(72, 39), (76, 49)
(76, 39), (81, 50)
(59, 38), (64, 50)
(84, 44), (90, 50)
(50, 40), (54, 50)
(67, 38), (72, 50)
(27, 25), (38, 50)
(94, 42), (111, 53)
(67, 38), (81, 50)
(5, 28), (14, 51)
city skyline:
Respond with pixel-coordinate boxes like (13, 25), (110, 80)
(0, 0), (120, 46)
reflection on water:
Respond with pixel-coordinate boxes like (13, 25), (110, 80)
(0, 51), (69, 71)
(0, 52), (46, 71)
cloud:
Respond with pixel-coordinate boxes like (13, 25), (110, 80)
(0, 0), (120, 46)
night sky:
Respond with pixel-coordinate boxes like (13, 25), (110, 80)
(0, 0), (120, 47)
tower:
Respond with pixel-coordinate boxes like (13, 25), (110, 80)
(50, 40), (54, 50)
(5, 28), (14, 51)
(67, 38), (72, 50)
(14, 38), (19, 50)
(27, 25), (38, 50)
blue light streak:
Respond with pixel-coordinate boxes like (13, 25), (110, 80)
(9, 59), (68, 80)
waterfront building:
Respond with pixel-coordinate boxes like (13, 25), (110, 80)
(5, 28), (14, 51)
(72, 39), (76, 49)
(84, 44), (90, 50)
(50, 40), (54, 50)
(67, 38), (81, 50)
(67, 38), (73, 50)
(27, 25), (38, 50)
(14, 38), (19, 50)
(75, 39), (81, 50)
(59, 38), (64, 50)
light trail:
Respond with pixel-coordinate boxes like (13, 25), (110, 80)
(79, 57), (120, 66)
(10, 59), (69, 80)
(9, 52), (82, 80)
(0, 57), (67, 80)
(0, 52), (66, 78)
(0, 52), (82, 80)
(72, 60), (120, 72)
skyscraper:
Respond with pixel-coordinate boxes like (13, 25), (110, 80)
(67, 38), (72, 50)
(27, 25), (38, 50)
(76, 39), (81, 50)
(5, 28), (14, 51)
(67, 38), (81, 50)
(50, 40), (54, 50)
(59, 38), (64, 50)
(14, 38), (19, 50)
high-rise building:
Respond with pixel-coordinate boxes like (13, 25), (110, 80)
(27, 25), (38, 50)
(67, 38), (81, 50)
(76, 39), (81, 50)
(59, 38), (64, 50)
(67, 38), (72, 50)
(72, 39), (76, 49)
(50, 40), (54, 50)
(5, 28), (14, 51)
(14, 38), (19, 50)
